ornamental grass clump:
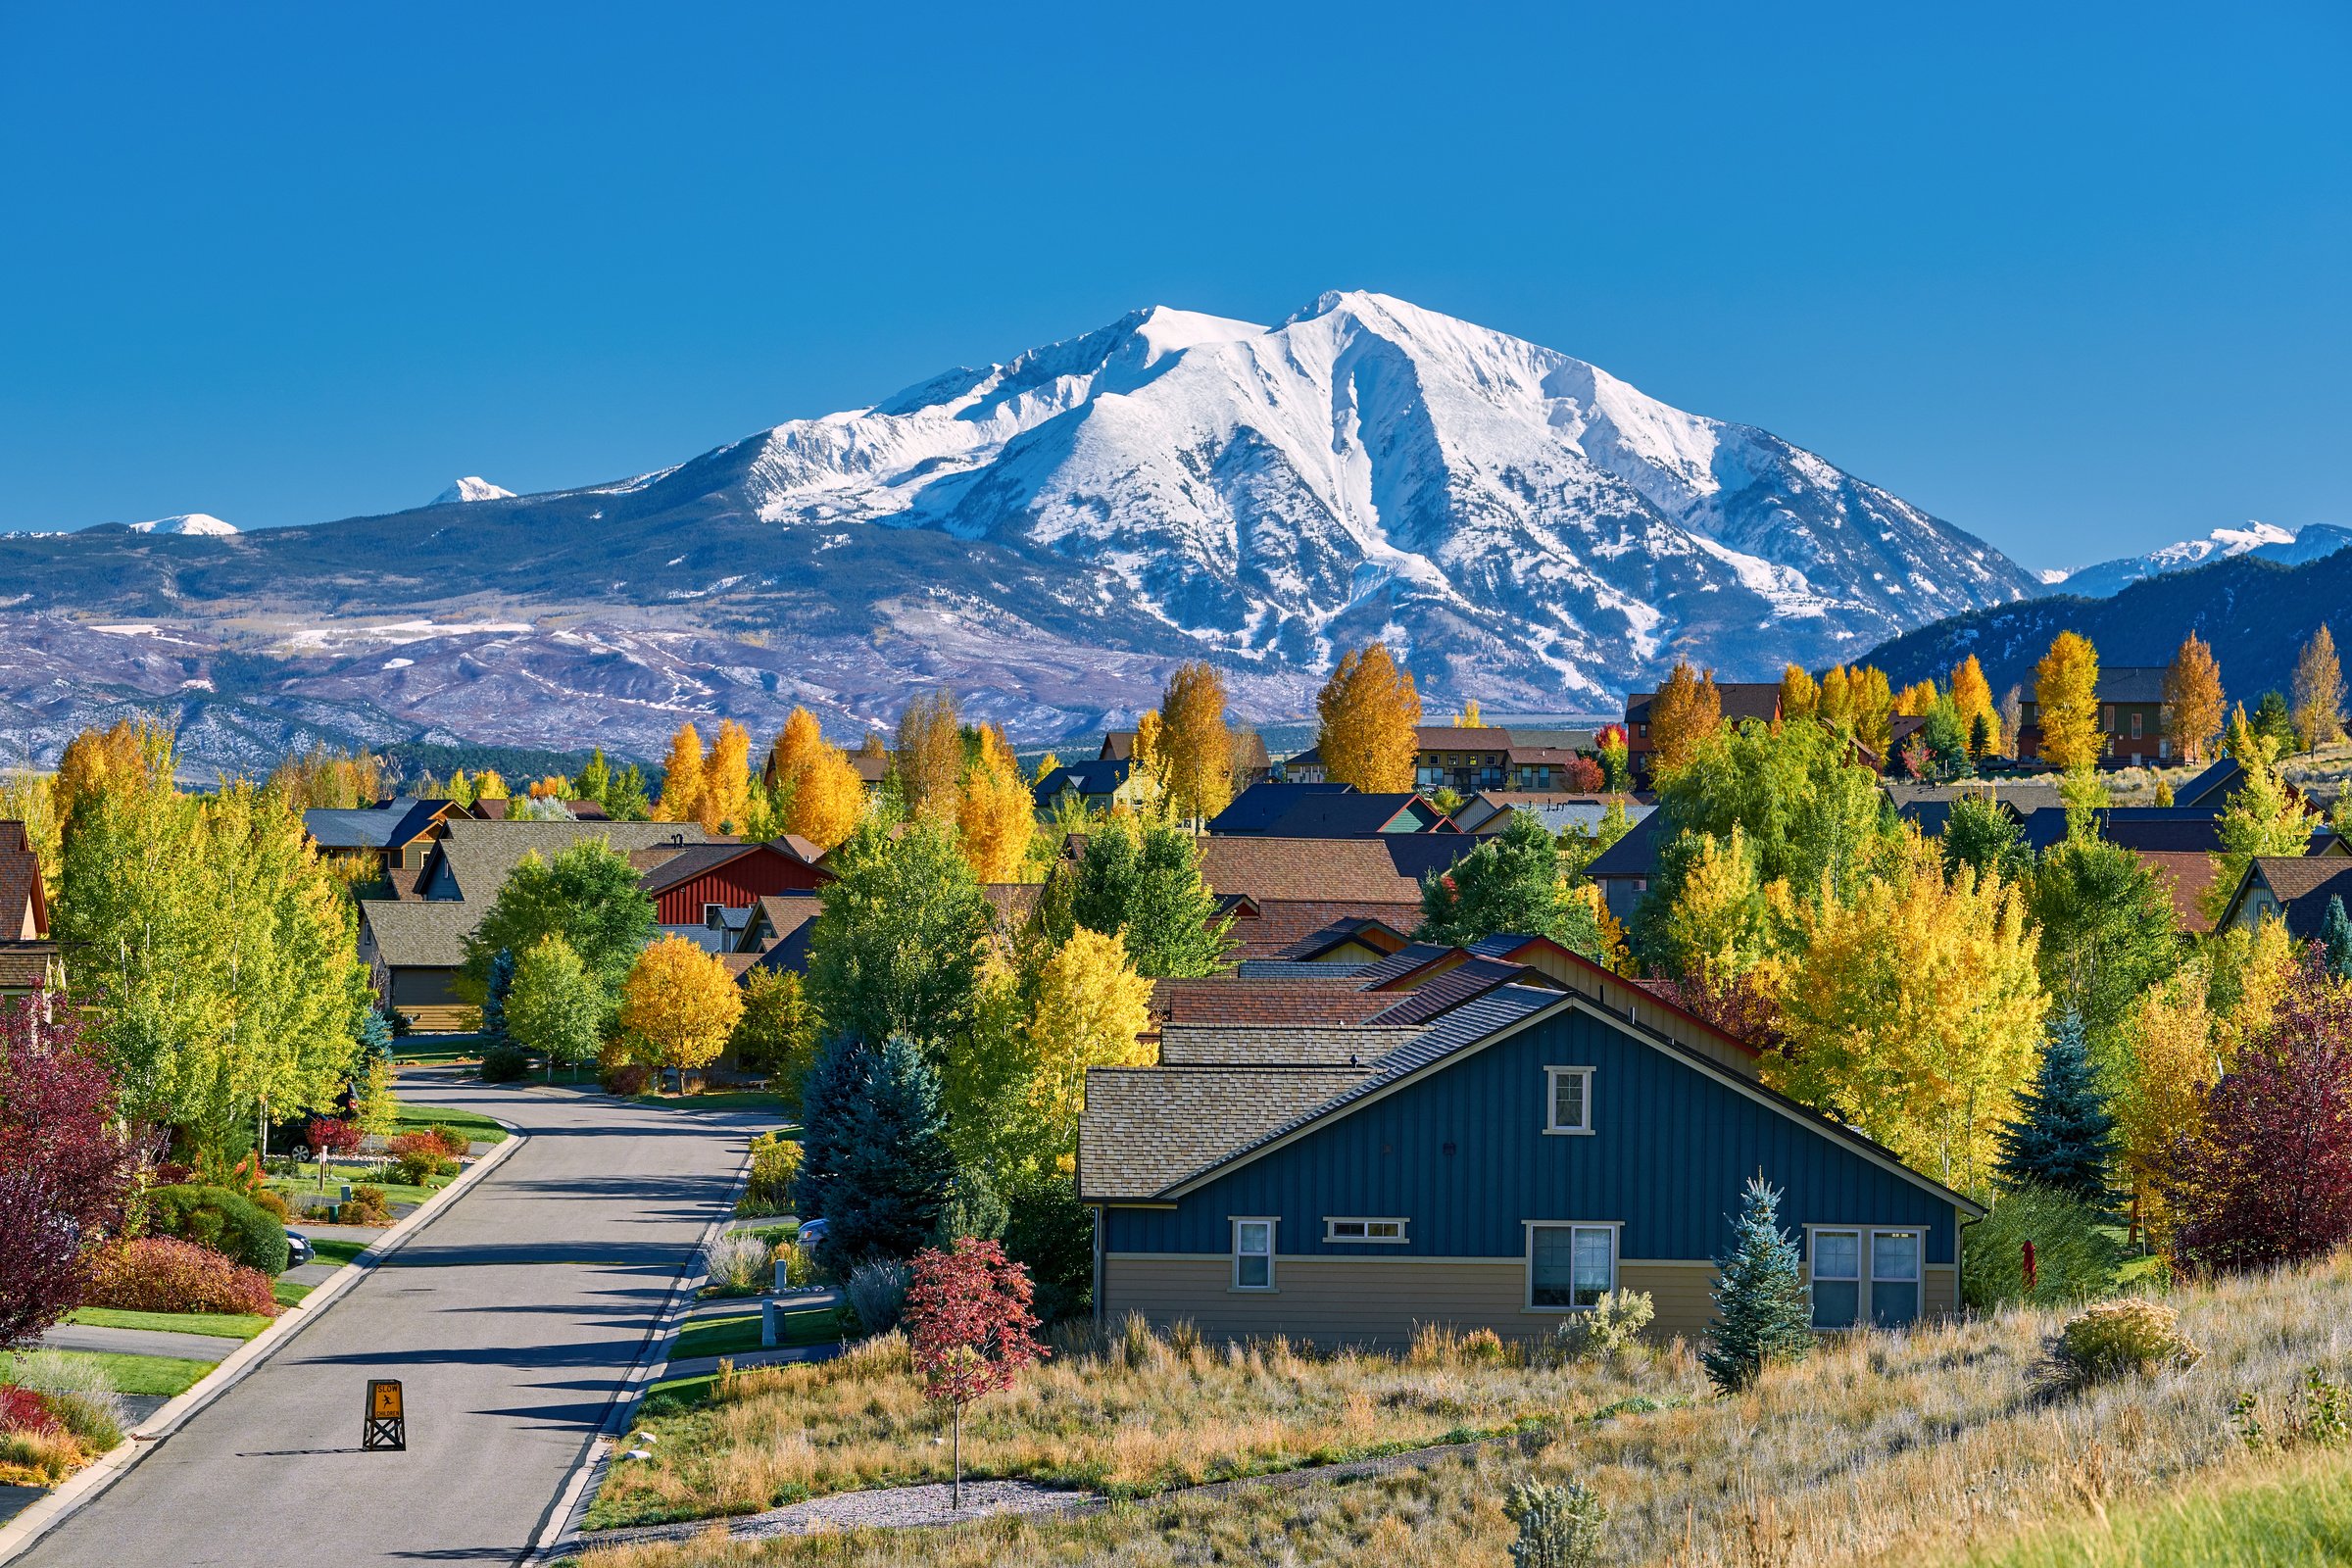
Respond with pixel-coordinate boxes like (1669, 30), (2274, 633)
(2047, 1298), (2203, 1390)
(701, 1232), (772, 1294)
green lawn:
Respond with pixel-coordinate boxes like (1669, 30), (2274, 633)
(270, 1165), (449, 1208)
(273, 1279), (313, 1306)
(4, 1349), (217, 1397)
(390, 1102), (510, 1144)
(64, 1307), (271, 1341)
(305, 1237), (370, 1267)
(672, 1307), (841, 1362)
(1961, 1447), (2352, 1568)
(389, 1038), (488, 1064)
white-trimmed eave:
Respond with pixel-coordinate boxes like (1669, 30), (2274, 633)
(1155, 989), (1985, 1218)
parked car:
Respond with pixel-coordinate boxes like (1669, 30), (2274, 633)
(794, 1217), (827, 1250)
(284, 1230), (316, 1267)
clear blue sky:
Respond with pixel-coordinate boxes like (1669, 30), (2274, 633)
(2, 3), (2344, 572)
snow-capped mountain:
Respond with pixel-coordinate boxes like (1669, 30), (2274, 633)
(2046, 520), (2352, 600)
(431, 476), (515, 505)
(125, 512), (237, 536)
(2, 291), (2047, 760)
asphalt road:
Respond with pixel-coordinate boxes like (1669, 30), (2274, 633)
(20, 1068), (766, 1568)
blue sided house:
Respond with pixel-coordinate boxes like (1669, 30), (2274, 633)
(1078, 948), (1980, 1347)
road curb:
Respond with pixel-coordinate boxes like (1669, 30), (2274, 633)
(0, 1105), (527, 1567)
(528, 1130), (758, 1565)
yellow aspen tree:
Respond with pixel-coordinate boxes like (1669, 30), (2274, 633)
(472, 769), (510, 801)
(1948, 656), (1998, 749)
(766, 707), (826, 789)
(2114, 962), (2216, 1247)
(2201, 729), (2318, 924)
(1891, 679), (1939, 718)
(1817, 665), (1855, 732)
(1459, 698), (1484, 727)
(2291, 622), (2344, 752)
(53, 717), (147, 828)
(1779, 663), (1818, 720)
(787, 744), (866, 851)
(2162, 633), (2225, 764)
(2034, 631), (2103, 770)
(1656, 825), (1776, 989)
(1772, 833), (2046, 1191)
(526, 774), (570, 801)
(703, 719), (754, 834)
(1157, 662), (1236, 826)
(618, 934), (745, 1084)
(895, 689), (963, 821)
(655, 723), (705, 824)
(956, 725), (1036, 882)
(1314, 643), (1421, 792)
(1850, 666), (1894, 760)
(1647, 661), (1723, 771)
(1026, 926), (1153, 1161)
(2210, 913), (2296, 1066)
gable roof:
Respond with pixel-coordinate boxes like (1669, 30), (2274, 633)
(1198, 836), (1475, 905)
(358, 899), (476, 969)
(1207, 781), (1358, 835)
(1360, 958), (1559, 1026)
(1219, 792), (1455, 838)
(1153, 980), (1403, 1029)
(2174, 756), (2244, 808)
(303, 797), (453, 851)
(1079, 1067), (1370, 1200)
(1625, 684), (1783, 725)
(0, 820), (47, 941)
(637, 837), (830, 896)
(2230, 857), (2352, 942)
(1225, 897), (1426, 959)
(1156, 1025), (1424, 1067)
(423, 818), (724, 905)
(1455, 793), (1651, 836)
(1585, 810), (1665, 878)
(2138, 851), (2223, 936)
(1270, 915), (1413, 962)
(1033, 757), (1134, 808)
(1413, 726), (1513, 751)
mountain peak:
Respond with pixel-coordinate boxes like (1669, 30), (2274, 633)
(433, 476), (516, 505)
(126, 512), (237, 536)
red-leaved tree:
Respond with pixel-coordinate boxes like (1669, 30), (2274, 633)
(0, 993), (141, 1350)
(902, 1237), (1046, 1509)
(306, 1116), (363, 1157)
(2169, 950), (2352, 1274)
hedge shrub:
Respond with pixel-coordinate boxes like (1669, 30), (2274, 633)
(143, 1184), (289, 1275)
(83, 1237), (280, 1316)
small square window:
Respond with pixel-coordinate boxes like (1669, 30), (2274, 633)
(1233, 1218), (1275, 1290)
(1544, 1067), (1593, 1134)
(1528, 1223), (1616, 1309)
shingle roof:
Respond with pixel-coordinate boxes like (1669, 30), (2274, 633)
(1207, 781), (1358, 835)
(1363, 958), (1553, 1026)
(2139, 851), (2223, 935)
(1233, 959), (1377, 982)
(1033, 758), (1131, 807)
(303, 798), (432, 851)
(1414, 726), (1512, 750)
(637, 838), (829, 896)
(1078, 1066), (1370, 1200)
(1226, 898), (1425, 959)
(1155, 1025), (1423, 1067)
(1199, 837), (1438, 903)
(1625, 684), (1783, 724)
(0, 821), (44, 941)
(1348, 942), (1457, 988)
(1268, 915), (1414, 962)
(0, 941), (59, 992)
(2175, 756), (2244, 808)
(1585, 811), (1664, 878)
(358, 899), (476, 969)
(428, 819), (723, 905)
(1153, 981), (1402, 1028)
(2244, 857), (2352, 942)
(1226, 792), (1450, 838)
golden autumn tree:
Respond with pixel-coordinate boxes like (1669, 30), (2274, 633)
(895, 689), (964, 821)
(619, 934), (745, 1085)
(1772, 833), (2047, 1192)
(1891, 679), (1939, 718)
(1459, 699), (1484, 727)
(2114, 961), (2217, 1247)
(1647, 661), (1722, 771)
(1025, 926), (1154, 1162)
(1655, 824), (1788, 998)
(473, 769), (511, 801)
(1817, 665), (1855, 732)
(53, 718), (148, 827)
(2034, 631), (2103, 771)
(1849, 666), (1894, 760)
(766, 708), (825, 790)
(2162, 632), (2225, 765)
(1948, 656), (1998, 752)
(1157, 662), (1235, 826)
(656, 723), (705, 825)
(2291, 622), (2345, 752)
(765, 710), (867, 852)
(1315, 643), (1420, 792)
(956, 724), (1036, 882)
(526, 774), (570, 801)
(704, 719), (755, 834)
(1779, 663), (1818, 721)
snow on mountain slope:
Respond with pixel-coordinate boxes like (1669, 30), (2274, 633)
(432, 476), (516, 504)
(719, 290), (2035, 700)
(126, 512), (238, 535)
(2048, 520), (2352, 599)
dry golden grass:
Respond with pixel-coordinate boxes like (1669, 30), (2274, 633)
(585, 1319), (1682, 1528)
(575, 1251), (2352, 1568)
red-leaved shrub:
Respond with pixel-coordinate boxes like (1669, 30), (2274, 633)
(0, 1387), (60, 1436)
(601, 1061), (654, 1097)
(83, 1237), (281, 1317)
(307, 1117), (364, 1157)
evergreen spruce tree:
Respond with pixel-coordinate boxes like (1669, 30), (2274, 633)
(817, 1035), (956, 1274)
(1991, 1011), (2118, 1209)
(792, 1032), (873, 1225)
(2322, 895), (2352, 984)
(480, 948), (516, 1041)
(1702, 1176), (1812, 1394)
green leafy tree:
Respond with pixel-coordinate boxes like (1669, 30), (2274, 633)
(1067, 820), (1233, 978)
(1918, 698), (1973, 781)
(806, 817), (993, 1060)
(505, 935), (605, 1081)
(1416, 810), (1605, 958)
(1991, 1012), (2118, 1211)
(458, 838), (655, 1002)
(2250, 690), (2298, 758)
(732, 967), (819, 1108)
(604, 761), (653, 821)
(2026, 836), (2180, 1056)
(572, 748), (612, 808)
(1702, 1176), (1812, 1394)
(1961, 1183), (2122, 1309)
(814, 1036), (957, 1274)
(2203, 718), (2319, 925)
(1940, 793), (2028, 884)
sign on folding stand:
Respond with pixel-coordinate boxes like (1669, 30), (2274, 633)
(364, 1379), (406, 1451)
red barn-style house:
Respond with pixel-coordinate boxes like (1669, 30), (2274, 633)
(639, 836), (834, 949)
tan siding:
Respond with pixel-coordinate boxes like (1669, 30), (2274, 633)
(1925, 1263), (1957, 1317)
(1616, 1263), (1717, 1339)
(397, 1003), (479, 1033)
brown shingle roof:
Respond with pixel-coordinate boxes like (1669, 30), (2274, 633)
(1155, 1025), (1425, 1067)
(358, 900), (477, 969)
(0, 820), (46, 941)
(1078, 1066), (1369, 1200)
(2139, 851), (2222, 936)
(2243, 857), (2352, 942)
(0, 941), (60, 992)
(1414, 726), (1512, 751)
(1153, 980), (1401, 1028)
(1199, 838), (1430, 904)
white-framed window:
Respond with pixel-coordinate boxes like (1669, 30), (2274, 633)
(1524, 1221), (1618, 1310)
(1232, 1217), (1276, 1291)
(704, 902), (726, 928)
(1544, 1067), (1594, 1135)
(1809, 1227), (1923, 1329)
(1323, 1217), (1407, 1244)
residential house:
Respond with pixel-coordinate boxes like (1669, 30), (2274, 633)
(1623, 684), (1783, 775)
(1415, 727), (1514, 794)
(0, 822), (62, 1001)
(1208, 783), (1456, 838)
(1280, 745), (1326, 784)
(1882, 781), (2066, 839)
(1080, 935), (1976, 1347)
(356, 818), (725, 1031)
(303, 797), (466, 891)
(1199, 834), (1482, 959)
(1584, 811), (1665, 925)
(2217, 857), (2352, 940)
(2017, 666), (2170, 765)
(1104, 729), (1273, 790)
(1033, 757), (1157, 814)
(1207, 782), (1356, 834)
(1452, 793), (1651, 838)
(643, 837), (834, 951)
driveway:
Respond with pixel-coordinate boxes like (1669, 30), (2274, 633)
(18, 1068), (768, 1568)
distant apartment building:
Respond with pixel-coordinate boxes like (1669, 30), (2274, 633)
(2017, 666), (2170, 765)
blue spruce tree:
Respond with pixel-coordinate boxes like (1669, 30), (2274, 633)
(1991, 1011), (2117, 1210)
(2321, 895), (2352, 983)
(792, 1032), (874, 1226)
(1702, 1176), (1812, 1394)
(480, 947), (517, 1042)
(815, 1035), (955, 1275)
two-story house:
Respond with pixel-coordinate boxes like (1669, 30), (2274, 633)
(2017, 666), (2171, 765)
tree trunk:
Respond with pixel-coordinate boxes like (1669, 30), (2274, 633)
(953, 1402), (962, 1510)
